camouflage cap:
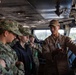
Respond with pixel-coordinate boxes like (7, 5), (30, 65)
(0, 19), (22, 36)
(49, 19), (60, 27)
(19, 25), (31, 36)
(29, 34), (35, 38)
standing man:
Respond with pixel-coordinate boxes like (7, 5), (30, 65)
(29, 34), (42, 75)
(0, 19), (24, 75)
(12, 25), (36, 75)
(42, 19), (76, 75)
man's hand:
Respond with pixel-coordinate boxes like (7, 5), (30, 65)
(16, 61), (24, 71)
(57, 48), (64, 53)
(30, 43), (36, 48)
(16, 61), (23, 67)
(0, 59), (6, 68)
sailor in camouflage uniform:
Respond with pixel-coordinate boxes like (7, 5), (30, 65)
(42, 19), (76, 75)
(0, 19), (24, 75)
(29, 34), (42, 75)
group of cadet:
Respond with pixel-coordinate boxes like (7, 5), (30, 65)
(0, 19), (42, 75)
(0, 19), (76, 75)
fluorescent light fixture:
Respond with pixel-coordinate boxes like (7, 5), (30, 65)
(0, 0), (1, 3)
(41, 13), (64, 19)
(23, 25), (29, 28)
(31, 25), (36, 28)
(37, 9), (56, 12)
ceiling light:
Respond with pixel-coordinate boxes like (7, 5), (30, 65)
(0, 0), (1, 3)
(26, 17), (29, 19)
(0, 16), (6, 19)
(23, 25), (29, 28)
(31, 25), (36, 28)
(18, 13), (21, 15)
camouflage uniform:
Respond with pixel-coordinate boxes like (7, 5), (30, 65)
(0, 19), (24, 75)
(29, 34), (42, 75)
(29, 35), (42, 69)
(9, 38), (19, 47)
(31, 43), (42, 67)
(30, 43), (42, 75)
(42, 20), (76, 75)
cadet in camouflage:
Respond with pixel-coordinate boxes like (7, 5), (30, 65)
(12, 25), (36, 75)
(29, 34), (42, 75)
(0, 19), (24, 75)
